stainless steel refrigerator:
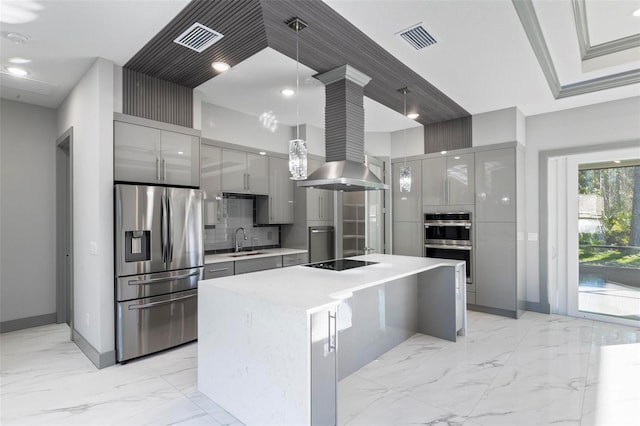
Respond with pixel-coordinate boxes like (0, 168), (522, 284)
(115, 184), (203, 362)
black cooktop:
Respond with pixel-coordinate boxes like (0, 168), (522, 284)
(304, 259), (378, 271)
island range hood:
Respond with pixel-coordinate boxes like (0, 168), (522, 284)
(297, 65), (388, 192)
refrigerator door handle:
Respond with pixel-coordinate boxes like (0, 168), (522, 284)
(156, 157), (160, 181)
(168, 196), (174, 263)
(161, 194), (167, 264)
(127, 271), (199, 286)
(128, 293), (197, 310)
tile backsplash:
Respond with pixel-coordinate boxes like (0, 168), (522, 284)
(204, 197), (279, 252)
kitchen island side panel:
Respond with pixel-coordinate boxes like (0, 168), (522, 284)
(198, 283), (312, 425)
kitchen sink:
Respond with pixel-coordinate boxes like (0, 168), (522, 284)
(225, 251), (264, 257)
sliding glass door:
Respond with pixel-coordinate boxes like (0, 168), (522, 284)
(577, 161), (640, 322)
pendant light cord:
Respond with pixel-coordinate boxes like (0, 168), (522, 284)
(296, 23), (300, 141)
(403, 89), (407, 167)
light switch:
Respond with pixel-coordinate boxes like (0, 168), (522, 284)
(90, 241), (98, 255)
(528, 233), (538, 242)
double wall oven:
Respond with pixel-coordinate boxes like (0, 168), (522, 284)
(424, 213), (472, 286)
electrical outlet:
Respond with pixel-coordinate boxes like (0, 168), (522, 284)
(245, 312), (252, 328)
(90, 241), (98, 255)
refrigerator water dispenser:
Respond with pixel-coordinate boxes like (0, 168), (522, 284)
(125, 230), (150, 262)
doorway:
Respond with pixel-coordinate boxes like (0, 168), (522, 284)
(56, 128), (73, 335)
(577, 161), (640, 322)
(547, 145), (640, 326)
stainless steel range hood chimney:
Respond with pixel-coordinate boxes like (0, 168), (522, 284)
(297, 65), (388, 192)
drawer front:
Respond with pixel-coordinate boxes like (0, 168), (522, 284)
(116, 267), (202, 302)
(282, 253), (308, 267)
(235, 256), (282, 275)
(203, 261), (235, 279)
(116, 289), (197, 362)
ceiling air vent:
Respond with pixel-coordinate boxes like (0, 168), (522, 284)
(398, 23), (436, 50)
(173, 22), (224, 53)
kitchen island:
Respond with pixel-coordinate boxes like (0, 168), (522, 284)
(198, 254), (466, 425)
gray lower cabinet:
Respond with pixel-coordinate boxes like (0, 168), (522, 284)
(475, 222), (516, 312)
(203, 261), (234, 280)
(392, 221), (422, 257)
(283, 253), (308, 267)
(310, 306), (337, 426)
(234, 256), (283, 275)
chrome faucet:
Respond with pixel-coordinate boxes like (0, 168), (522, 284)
(234, 227), (248, 253)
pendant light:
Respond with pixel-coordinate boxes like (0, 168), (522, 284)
(287, 18), (308, 180)
(398, 87), (412, 193)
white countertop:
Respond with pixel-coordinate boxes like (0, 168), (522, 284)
(200, 253), (463, 313)
(204, 248), (307, 264)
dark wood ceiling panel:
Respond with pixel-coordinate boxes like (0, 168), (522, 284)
(124, 0), (469, 126)
(260, 0), (469, 125)
(125, 0), (268, 88)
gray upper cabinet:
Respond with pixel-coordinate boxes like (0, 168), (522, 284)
(221, 149), (268, 194)
(392, 160), (422, 222)
(201, 144), (222, 199)
(114, 118), (200, 187)
(475, 148), (515, 222)
(422, 154), (474, 206)
(447, 153), (475, 205)
(306, 159), (334, 224)
(256, 157), (294, 224)
(421, 157), (446, 206)
(201, 144), (222, 226)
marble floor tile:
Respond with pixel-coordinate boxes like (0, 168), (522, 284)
(346, 390), (465, 426)
(2, 311), (639, 426)
(338, 373), (391, 425)
(468, 364), (584, 426)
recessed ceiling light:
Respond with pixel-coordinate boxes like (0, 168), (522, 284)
(259, 151), (266, 156)
(178, 151), (184, 155)
(281, 88), (295, 97)
(454, 156), (460, 160)
(406, 113), (419, 120)
(211, 62), (230, 72)
(8, 57), (31, 64)
(440, 150), (447, 155)
(6, 66), (29, 77)
(633, 8), (640, 17)
(613, 160), (622, 163)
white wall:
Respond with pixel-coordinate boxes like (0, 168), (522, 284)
(57, 58), (115, 354)
(0, 100), (57, 322)
(365, 132), (391, 158)
(201, 102), (296, 154)
(526, 96), (640, 303)
(472, 107), (525, 146)
(390, 126), (424, 158)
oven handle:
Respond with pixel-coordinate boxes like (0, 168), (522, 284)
(424, 244), (472, 251)
(424, 222), (471, 228)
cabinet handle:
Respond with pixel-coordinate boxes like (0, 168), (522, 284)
(207, 267), (229, 273)
(270, 196), (273, 220)
(247, 173), (250, 190)
(319, 196), (323, 219)
(446, 178), (450, 204)
(162, 159), (167, 181)
(156, 157), (160, 181)
(328, 311), (337, 352)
